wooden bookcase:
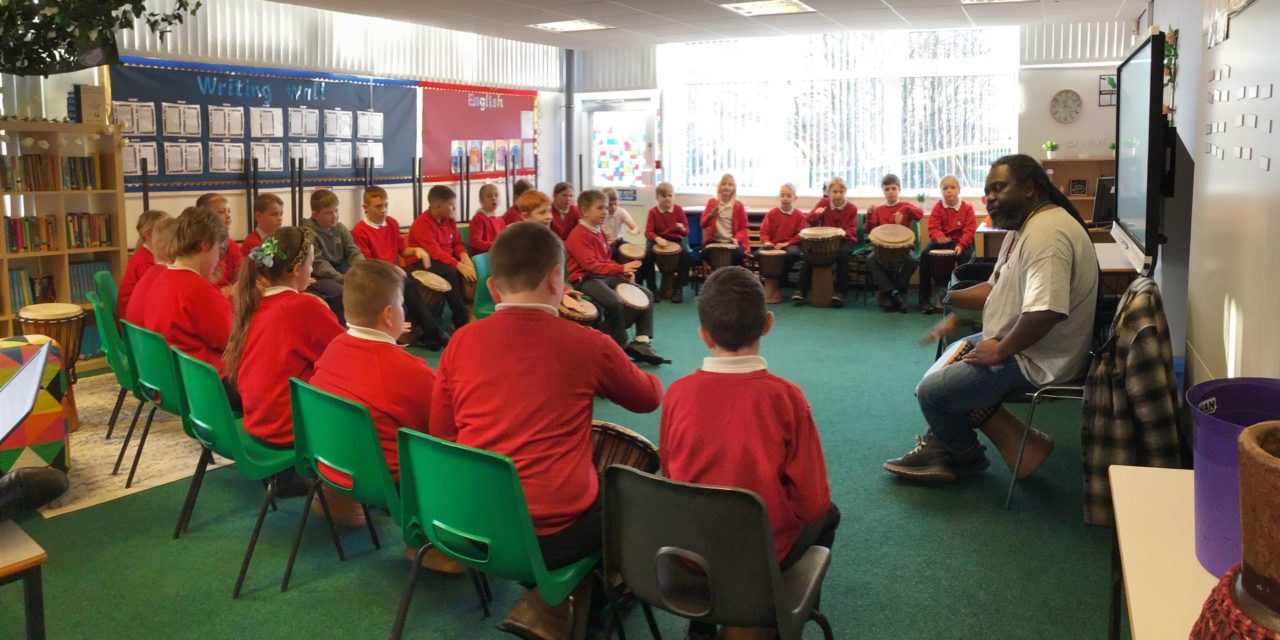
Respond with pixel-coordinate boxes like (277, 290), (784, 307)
(1042, 157), (1116, 222)
(1, 120), (127, 372)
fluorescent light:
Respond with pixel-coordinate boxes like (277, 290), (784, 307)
(959, 0), (1036, 4)
(527, 19), (613, 33)
(720, 0), (816, 17)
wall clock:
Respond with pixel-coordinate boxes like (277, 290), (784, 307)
(1050, 89), (1083, 124)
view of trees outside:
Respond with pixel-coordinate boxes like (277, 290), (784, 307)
(657, 28), (1018, 195)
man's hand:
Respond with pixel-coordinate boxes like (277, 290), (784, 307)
(920, 313), (959, 345)
(962, 338), (1005, 366)
(457, 262), (477, 282)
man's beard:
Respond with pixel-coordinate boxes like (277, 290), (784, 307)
(990, 207), (1028, 231)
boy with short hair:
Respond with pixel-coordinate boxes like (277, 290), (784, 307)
(865, 173), (925, 313)
(640, 182), (691, 303)
(601, 186), (640, 249)
(351, 186), (446, 350)
(501, 179), (534, 225)
(919, 175), (977, 314)
(565, 189), (666, 365)
(239, 193), (285, 254)
(118, 209), (170, 318)
(300, 188), (362, 322)
(196, 192), (243, 289)
(661, 265), (840, 640)
(408, 184), (475, 334)
(430, 221), (663, 636)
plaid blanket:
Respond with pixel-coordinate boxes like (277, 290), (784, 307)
(1081, 277), (1183, 525)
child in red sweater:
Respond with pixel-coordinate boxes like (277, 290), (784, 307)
(351, 186), (445, 350)
(865, 173), (925, 313)
(468, 183), (506, 255)
(125, 216), (177, 325)
(196, 193), (243, 292)
(548, 181), (582, 240)
(800, 177), (858, 307)
(566, 190), (666, 365)
(407, 184), (475, 336)
(700, 173), (749, 267)
(225, 228), (343, 448)
(431, 221), (662, 634)
(919, 175), (977, 314)
(758, 183), (806, 302)
(238, 193), (284, 255)
(137, 205), (232, 374)
(501, 179), (534, 226)
(640, 181), (691, 303)
(118, 210), (169, 319)
(661, 266), (840, 640)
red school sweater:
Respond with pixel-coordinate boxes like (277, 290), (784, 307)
(118, 245), (154, 319)
(214, 239), (244, 288)
(661, 365), (832, 561)
(125, 262), (164, 325)
(352, 217), (406, 262)
(239, 230), (264, 255)
(550, 205), (581, 241)
(760, 208), (807, 246)
(927, 201), (978, 252)
(407, 213), (466, 267)
(501, 205), (523, 226)
(565, 223), (625, 283)
(806, 201), (859, 243)
(429, 307), (662, 534)
(469, 211), (506, 254)
(310, 332), (435, 479)
(645, 206), (688, 243)
(236, 291), (344, 446)
(138, 266), (232, 373)
(865, 201), (924, 236)
(700, 198), (750, 247)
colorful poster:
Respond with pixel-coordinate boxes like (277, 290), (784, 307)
(496, 140), (509, 169)
(450, 140), (465, 174)
(482, 140), (496, 172)
(467, 141), (482, 172)
(420, 82), (537, 180)
(508, 139), (523, 169)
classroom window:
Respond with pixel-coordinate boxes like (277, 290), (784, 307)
(657, 28), (1018, 196)
(590, 109), (648, 188)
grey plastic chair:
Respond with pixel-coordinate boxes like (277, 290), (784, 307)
(602, 466), (834, 640)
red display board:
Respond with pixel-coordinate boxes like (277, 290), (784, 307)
(420, 81), (537, 182)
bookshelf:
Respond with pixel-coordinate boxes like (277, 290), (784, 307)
(1042, 157), (1115, 222)
(1, 120), (127, 372)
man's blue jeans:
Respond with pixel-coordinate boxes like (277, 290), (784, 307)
(916, 333), (1036, 453)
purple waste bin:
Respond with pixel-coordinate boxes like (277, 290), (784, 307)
(1186, 377), (1280, 577)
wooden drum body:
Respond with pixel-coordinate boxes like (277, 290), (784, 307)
(702, 243), (737, 272)
(411, 270), (452, 310)
(17, 303), (85, 384)
(590, 420), (660, 474)
(652, 242), (682, 300)
(757, 249), (789, 305)
(799, 227), (844, 308)
(614, 282), (650, 326)
(869, 224), (917, 270)
(559, 294), (599, 327)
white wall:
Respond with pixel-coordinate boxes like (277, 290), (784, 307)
(1018, 66), (1119, 159)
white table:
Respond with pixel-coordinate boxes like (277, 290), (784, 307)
(1109, 465), (1219, 639)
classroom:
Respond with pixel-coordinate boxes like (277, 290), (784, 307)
(1, 1), (1278, 639)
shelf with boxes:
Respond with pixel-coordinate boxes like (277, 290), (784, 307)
(0, 120), (126, 370)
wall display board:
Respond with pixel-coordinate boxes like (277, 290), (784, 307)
(420, 82), (537, 182)
(110, 57), (416, 191)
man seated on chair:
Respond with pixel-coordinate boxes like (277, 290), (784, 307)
(883, 154), (1098, 483)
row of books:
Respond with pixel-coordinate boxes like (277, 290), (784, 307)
(0, 154), (58, 192)
(5, 215), (57, 253)
(6, 268), (55, 314)
(68, 260), (110, 304)
(65, 212), (114, 249)
(61, 156), (102, 190)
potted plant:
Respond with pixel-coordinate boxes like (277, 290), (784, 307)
(915, 192), (927, 205)
(1108, 142), (1117, 152)
(1042, 141), (1060, 160)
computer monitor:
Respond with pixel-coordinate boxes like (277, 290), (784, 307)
(0, 343), (51, 444)
(1111, 31), (1171, 274)
(1093, 177), (1117, 224)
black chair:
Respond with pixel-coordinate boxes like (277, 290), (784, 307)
(602, 466), (833, 640)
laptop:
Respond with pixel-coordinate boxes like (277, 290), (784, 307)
(0, 342), (52, 444)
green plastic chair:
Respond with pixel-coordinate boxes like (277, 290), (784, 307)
(459, 224), (471, 255)
(85, 292), (140, 441)
(391, 430), (598, 640)
(279, 378), (395, 592)
(471, 252), (497, 320)
(116, 321), (189, 490)
(171, 347), (297, 599)
(93, 270), (120, 328)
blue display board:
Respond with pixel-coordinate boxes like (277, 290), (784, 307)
(110, 57), (417, 191)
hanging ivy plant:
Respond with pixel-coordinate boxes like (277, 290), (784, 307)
(0, 0), (202, 76)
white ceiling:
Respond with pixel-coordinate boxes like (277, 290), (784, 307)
(280, 0), (1146, 49)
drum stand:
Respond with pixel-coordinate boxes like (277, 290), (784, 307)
(763, 277), (783, 305)
(658, 270), (677, 301)
(809, 266), (835, 308)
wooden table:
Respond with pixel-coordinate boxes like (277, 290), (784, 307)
(0, 520), (47, 640)
(1109, 466), (1218, 639)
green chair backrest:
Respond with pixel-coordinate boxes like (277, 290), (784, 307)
(290, 378), (401, 520)
(94, 270), (119, 326)
(912, 219), (924, 256)
(852, 213), (868, 251)
(120, 321), (184, 417)
(86, 292), (137, 395)
(471, 252), (497, 320)
(397, 429), (583, 604)
(459, 225), (471, 255)
(173, 348), (294, 480)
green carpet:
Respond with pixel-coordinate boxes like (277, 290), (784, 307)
(0, 296), (1116, 639)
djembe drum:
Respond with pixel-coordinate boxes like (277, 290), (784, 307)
(410, 270), (452, 310)
(559, 294), (598, 327)
(927, 248), (960, 308)
(757, 249), (789, 305)
(614, 282), (650, 326)
(590, 420), (660, 474)
(798, 227), (844, 308)
(869, 223), (917, 270)
(18, 303), (85, 384)
(702, 243), (737, 272)
(652, 242), (683, 300)
(617, 243), (645, 263)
